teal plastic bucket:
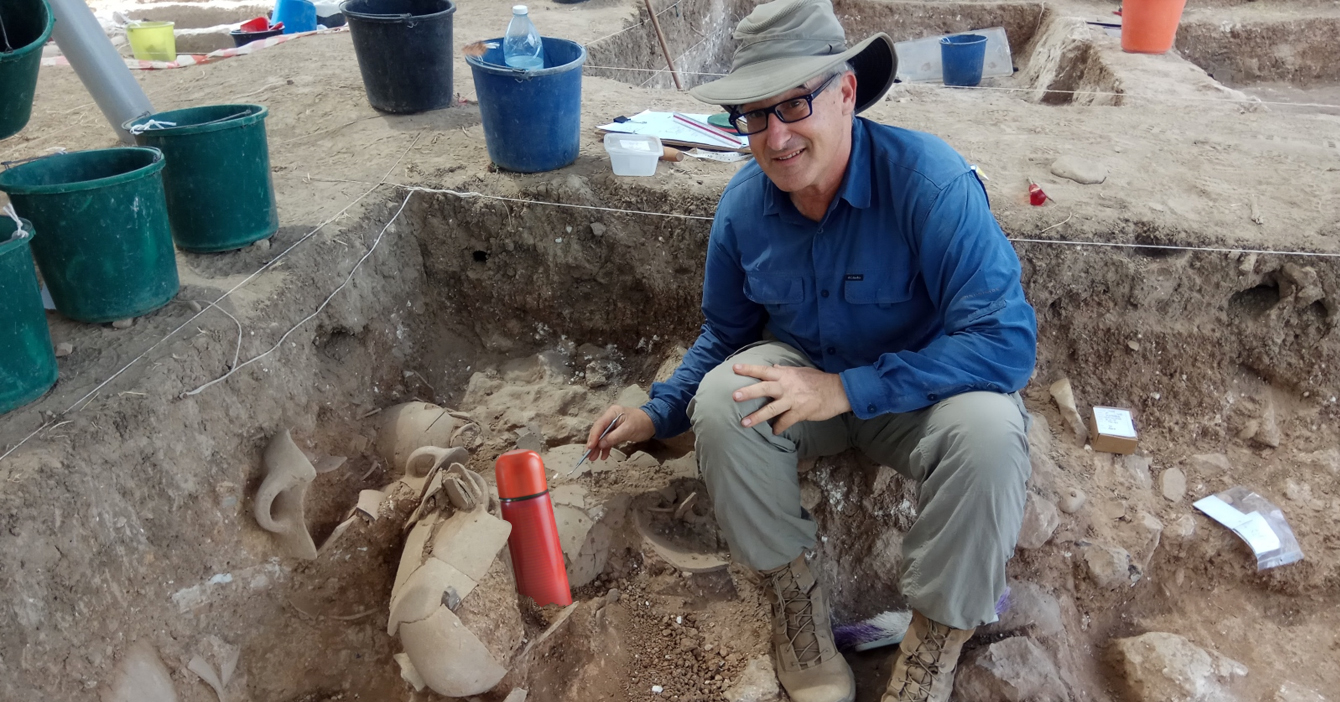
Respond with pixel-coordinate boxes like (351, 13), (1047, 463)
(126, 105), (279, 252)
(0, 0), (55, 140)
(0, 148), (180, 323)
(0, 217), (58, 414)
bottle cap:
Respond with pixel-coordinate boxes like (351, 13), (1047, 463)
(513, 5), (528, 13)
(495, 449), (549, 499)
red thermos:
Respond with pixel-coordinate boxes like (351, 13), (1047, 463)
(495, 449), (572, 606)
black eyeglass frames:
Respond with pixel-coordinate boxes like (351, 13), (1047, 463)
(727, 73), (842, 136)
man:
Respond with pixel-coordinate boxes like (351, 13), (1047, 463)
(585, 0), (1037, 700)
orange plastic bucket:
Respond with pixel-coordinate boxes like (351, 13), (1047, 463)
(1121, 0), (1187, 53)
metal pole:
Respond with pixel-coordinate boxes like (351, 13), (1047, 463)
(46, 0), (154, 143)
(643, 0), (682, 91)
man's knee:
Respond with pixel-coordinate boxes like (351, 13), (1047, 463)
(921, 392), (1030, 487)
(690, 361), (758, 429)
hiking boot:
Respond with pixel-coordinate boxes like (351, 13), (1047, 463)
(761, 553), (854, 702)
(881, 610), (975, 702)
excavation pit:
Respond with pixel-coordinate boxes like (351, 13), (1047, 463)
(3, 0), (1340, 700)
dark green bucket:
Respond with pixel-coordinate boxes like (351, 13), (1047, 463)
(0, 216), (58, 414)
(0, 0), (55, 140)
(0, 148), (180, 324)
(126, 104), (279, 252)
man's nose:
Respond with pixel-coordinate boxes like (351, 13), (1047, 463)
(764, 112), (794, 151)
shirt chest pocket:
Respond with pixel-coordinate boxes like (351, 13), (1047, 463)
(843, 269), (918, 309)
(744, 273), (806, 306)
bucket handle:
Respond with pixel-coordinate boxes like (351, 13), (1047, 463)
(1, 148), (67, 171)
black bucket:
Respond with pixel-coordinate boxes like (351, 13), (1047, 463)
(342, 0), (455, 114)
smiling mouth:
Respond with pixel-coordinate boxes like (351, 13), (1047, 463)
(773, 147), (806, 163)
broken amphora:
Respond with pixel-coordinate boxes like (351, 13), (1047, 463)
(255, 429), (318, 560)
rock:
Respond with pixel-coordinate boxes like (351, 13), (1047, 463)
(1186, 453), (1231, 473)
(1048, 378), (1088, 443)
(1108, 632), (1247, 702)
(1017, 494), (1061, 550)
(723, 656), (781, 702)
(1275, 681), (1328, 702)
(617, 384), (651, 410)
(1131, 511), (1164, 572)
(589, 222), (607, 237)
(1244, 402), (1282, 448)
(955, 636), (1067, 702)
(1160, 467), (1187, 502)
(984, 581), (1063, 637)
(1058, 486), (1087, 514)
(1049, 155), (1107, 185)
(799, 481), (822, 511)
(1080, 542), (1134, 589)
(1122, 454), (1154, 490)
(1027, 414), (1053, 456)
(104, 640), (179, 702)
(111, 318), (134, 329)
(252, 238), (271, 252)
(623, 451), (660, 470)
(1165, 513), (1197, 542)
(54, 342), (73, 357)
(503, 688), (529, 702)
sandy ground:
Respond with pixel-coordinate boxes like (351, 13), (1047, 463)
(1, 0), (1339, 700)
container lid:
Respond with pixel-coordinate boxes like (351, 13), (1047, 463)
(603, 132), (662, 156)
(513, 5), (528, 13)
(495, 449), (549, 499)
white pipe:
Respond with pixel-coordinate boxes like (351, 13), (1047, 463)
(46, 0), (153, 143)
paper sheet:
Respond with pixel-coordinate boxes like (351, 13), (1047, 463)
(1093, 407), (1136, 438)
(598, 111), (748, 151)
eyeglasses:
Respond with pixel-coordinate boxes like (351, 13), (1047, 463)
(727, 73), (841, 136)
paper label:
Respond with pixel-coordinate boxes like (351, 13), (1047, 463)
(621, 140), (652, 152)
(1092, 407), (1136, 438)
(1235, 512), (1282, 553)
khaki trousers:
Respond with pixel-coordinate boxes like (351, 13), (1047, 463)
(687, 342), (1031, 630)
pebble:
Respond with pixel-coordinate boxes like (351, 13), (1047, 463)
(187, 300), (202, 313)
(252, 238), (271, 252)
(111, 318), (134, 329)
(1160, 467), (1187, 502)
(1058, 487), (1087, 514)
(590, 222), (607, 237)
(1080, 541), (1133, 589)
(1049, 155), (1107, 185)
(54, 342), (74, 358)
(605, 588), (621, 605)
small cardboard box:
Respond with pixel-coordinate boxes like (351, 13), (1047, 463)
(1090, 406), (1138, 454)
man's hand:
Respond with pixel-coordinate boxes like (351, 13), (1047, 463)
(584, 406), (656, 461)
(732, 364), (851, 434)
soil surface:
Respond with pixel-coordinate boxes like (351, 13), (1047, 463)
(2, 0), (1338, 701)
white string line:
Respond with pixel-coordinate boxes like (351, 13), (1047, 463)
(183, 191), (415, 397)
(0, 134), (421, 464)
(585, 0), (683, 47)
(582, 64), (1340, 109)
(390, 183), (1340, 258)
(640, 34), (715, 88)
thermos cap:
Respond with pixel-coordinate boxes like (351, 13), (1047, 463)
(495, 449), (550, 499)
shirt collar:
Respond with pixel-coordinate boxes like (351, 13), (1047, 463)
(760, 117), (873, 219)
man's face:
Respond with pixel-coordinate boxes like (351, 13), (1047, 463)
(736, 71), (858, 195)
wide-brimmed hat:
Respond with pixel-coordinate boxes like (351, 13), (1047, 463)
(688, 0), (896, 112)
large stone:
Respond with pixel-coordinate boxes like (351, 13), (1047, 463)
(1275, 681), (1328, 702)
(1048, 378), (1088, 443)
(1080, 542), (1135, 589)
(1108, 632), (1247, 702)
(1017, 494), (1061, 550)
(1161, 467), (1187, 502)
(1121, 454), (1154, 490)
(1186, 453), (1231, 474)
(723, 656), (781, 702)
(1050, 155), (1107, 185)
(955, 636), (1067, 702)
(984, 581), (1063, 637)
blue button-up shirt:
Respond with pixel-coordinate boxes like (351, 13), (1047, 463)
(642, 117), (1037, 438)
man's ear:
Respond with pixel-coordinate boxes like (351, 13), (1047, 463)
(841, 71), (858, 114)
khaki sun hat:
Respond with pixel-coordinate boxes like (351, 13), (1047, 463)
(688, 0), (896, 112)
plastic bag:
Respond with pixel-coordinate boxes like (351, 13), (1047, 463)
(1194, 486), (1304, 570)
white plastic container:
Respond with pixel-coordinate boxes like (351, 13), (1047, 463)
(603, 133), (662, 177)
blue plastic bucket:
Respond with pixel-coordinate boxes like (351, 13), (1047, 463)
(274, 0), (318, 33)
(940, 34), (987, 87)
(467, 37), (586, 173)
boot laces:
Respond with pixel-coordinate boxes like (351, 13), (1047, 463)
(896, 621), (952, 701)
(771, 566), (825, 668)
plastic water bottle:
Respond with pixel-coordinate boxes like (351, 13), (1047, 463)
(503, 5), (545, 70)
